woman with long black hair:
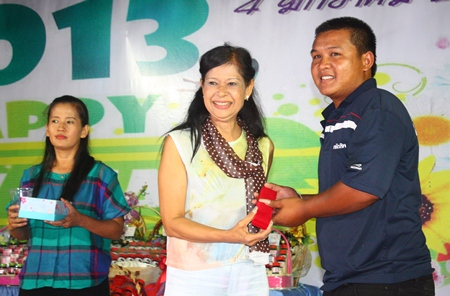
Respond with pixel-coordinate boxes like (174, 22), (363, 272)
(159, 44), (274, 295)
(7, 95), (130, 296)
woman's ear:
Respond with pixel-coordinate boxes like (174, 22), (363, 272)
(246, 79), (255, 98)
(81, 125), (89, 139)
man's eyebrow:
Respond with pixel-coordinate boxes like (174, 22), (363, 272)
(311, 46), (342, 54)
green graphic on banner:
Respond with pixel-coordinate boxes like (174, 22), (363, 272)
(53, 0), (113, 79)
(0, 4), (45, 85)
(127, 0), (209, 76)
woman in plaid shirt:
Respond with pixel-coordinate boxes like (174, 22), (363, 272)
(7, 96), (130, 296)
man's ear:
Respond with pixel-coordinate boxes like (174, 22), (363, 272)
(362, 51), (375, 72)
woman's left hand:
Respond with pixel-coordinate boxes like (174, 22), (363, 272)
(228, 208), (273, 247)
(45, 198), (82, 228)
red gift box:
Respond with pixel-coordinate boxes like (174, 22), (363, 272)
(252, 187), (277, 230)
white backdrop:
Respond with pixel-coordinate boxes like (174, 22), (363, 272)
(1, 0), (450, 293)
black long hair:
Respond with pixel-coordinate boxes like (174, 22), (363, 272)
(168, 43), (267, 159)
(32, 95), (95, 202)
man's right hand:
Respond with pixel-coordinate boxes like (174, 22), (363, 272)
(262, 183), (299, 200)
(258, 183), (308, 227)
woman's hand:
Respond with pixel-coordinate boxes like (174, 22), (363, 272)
(8, 204), (28, 230)
(46, 198), (82, 228)
(46, 198), (124, 239)
(7, 204), (30, 240)
(228, 208), (273, 247)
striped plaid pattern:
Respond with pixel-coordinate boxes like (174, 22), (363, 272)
(18, 162), (130, 290)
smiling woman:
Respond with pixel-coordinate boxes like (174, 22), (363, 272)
(201, 63), (254, 137)
(158, 44), (275, 296)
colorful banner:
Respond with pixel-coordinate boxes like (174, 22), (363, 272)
(1, 0), (450, 293)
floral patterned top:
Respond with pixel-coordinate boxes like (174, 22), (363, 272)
(166, 129), (271, 270)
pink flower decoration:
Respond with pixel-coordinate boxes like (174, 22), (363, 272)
(123, 185), (148, 228)
(436, 37), (450, 49)
(124, 191), (139, 207)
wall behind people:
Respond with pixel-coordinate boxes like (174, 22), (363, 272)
(1, 0), (449, 293)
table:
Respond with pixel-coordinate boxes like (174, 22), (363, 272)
(1, 283), (321, 295)
(270, 283), (322, 296)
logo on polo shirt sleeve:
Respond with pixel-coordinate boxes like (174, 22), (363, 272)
(349, 164), (363, 171)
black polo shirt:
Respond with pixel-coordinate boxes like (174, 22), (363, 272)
(317, 78), (433, 291)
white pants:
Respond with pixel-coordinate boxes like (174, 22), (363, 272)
(164, 261), (269, 296)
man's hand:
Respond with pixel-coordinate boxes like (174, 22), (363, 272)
(255, 183), (306, 227)
(265, 197), (307, 227)
(263, 183), (300, 200)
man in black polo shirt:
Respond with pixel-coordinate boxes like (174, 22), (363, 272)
(261, 17), (434, 295)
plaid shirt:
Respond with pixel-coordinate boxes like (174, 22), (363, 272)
(19, 162), (130, 290)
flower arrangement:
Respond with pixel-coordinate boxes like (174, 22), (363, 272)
(282, 225), (312, 280)
(286, 224), (307, 246)
(123, 185), (148, 240)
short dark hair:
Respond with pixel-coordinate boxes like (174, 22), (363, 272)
(315, 17), (377, 76)
(168, 43), (267, 160)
